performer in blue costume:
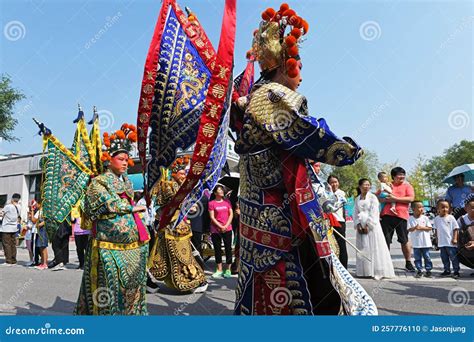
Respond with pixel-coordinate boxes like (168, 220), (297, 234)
(232, 4), (377, 315)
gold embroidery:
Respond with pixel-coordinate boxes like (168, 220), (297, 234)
(192, 162), (205, 175)
(195, 38), (205, 48)
(197, 142), (210, 157)
(217, 65), (229, 79)
(143, 84), (154, 94)
(202, 123), (216, 138)
(207, 104), (220, 118)
(211, 84), (225, 98)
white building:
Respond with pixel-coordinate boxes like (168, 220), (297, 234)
(0, 153), (44, 219)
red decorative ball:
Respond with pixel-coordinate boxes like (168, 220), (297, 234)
(287, 68), (299, 78)
(286, 58), (298, 69)
(280, 3), (289, 12)
(287, 45), (299, 57)
(285, 35), (297, 47)
(291, 28), (302, 39)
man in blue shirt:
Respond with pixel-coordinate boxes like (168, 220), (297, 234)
(446, 174), (473, 219)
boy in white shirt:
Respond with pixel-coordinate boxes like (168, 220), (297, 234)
(433, 199), (460, 278)
(408, 201), (433, 278)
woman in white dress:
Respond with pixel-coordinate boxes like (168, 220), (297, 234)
(354, 178), (395, 279)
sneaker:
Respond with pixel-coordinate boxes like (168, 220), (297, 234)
(424, 271), (432, 278)
(440, 271), (451, 277)
(452, 272), (460, 279)
(146, 278), (159, 294)
(47, 261), (58, 269)
(51, 262), (65, 271)
(223, 270), (232, 278)
(415, 271), (423, 278)
(211, 270), (223, 279)
(25, 261), (35, 267)
(405, 261), (415, 272)
(35, 264), (48, 270)
(192, 282), (208, 293)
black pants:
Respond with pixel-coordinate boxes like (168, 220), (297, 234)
(52, 231), (70, 265)
(333, 221), (348, 268)
(1, 232), (17, 264)
(191, 231), (205, 269)
(211, 231), (232, 265)
(147, 225), (156, 257)
(191, 231), (203, 256)
(74, 234), (89, 267)
(31, 232), (40, 265)
(381, 215), (409, 249)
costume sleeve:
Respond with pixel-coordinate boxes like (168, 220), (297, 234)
(84, 178), (133, 219)
(247, 84), (363, 166)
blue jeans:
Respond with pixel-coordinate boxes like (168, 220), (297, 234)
(413, 247), (432, 271)
(440, 246), (460, 273)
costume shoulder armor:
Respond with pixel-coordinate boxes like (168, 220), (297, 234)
(248, 82), (306, 132)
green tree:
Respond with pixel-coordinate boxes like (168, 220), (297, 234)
(0, 74), (25, 142)
(408, 155), (429, 202)
(423, 140), (474, 189)
(323, 150), (380, 197)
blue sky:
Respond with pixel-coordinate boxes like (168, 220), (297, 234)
(0, 0), (472, 171)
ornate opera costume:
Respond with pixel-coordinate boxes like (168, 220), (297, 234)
(233, 4), (377, 315)
(74, 124), (150, 315)
(136, 0), (237, 291)
(148, 156), (207, 292)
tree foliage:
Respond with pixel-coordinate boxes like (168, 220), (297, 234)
(423, 140), (474, 190)
(408, 155), (429, 201)
(323, 150), (380, 197)
(0, 74), (25, 142)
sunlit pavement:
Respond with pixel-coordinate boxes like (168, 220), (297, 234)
(0, 222), (472, 316)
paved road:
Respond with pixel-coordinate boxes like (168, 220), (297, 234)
(1, 222), (472, 315)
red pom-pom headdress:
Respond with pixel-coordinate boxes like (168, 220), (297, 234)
(170, 156), (191, 179)
(247, 3), (310, 78)
(101, 123), (138, 165)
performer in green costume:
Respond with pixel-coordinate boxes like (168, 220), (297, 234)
(75, 124), (150, 315)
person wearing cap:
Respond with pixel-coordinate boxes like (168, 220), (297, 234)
(74, 124), (150, 315)
(445, 174), (473, 219)
(0, 193), (21, 265)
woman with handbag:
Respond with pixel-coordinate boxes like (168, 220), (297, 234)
(354, 179), (395, 279)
